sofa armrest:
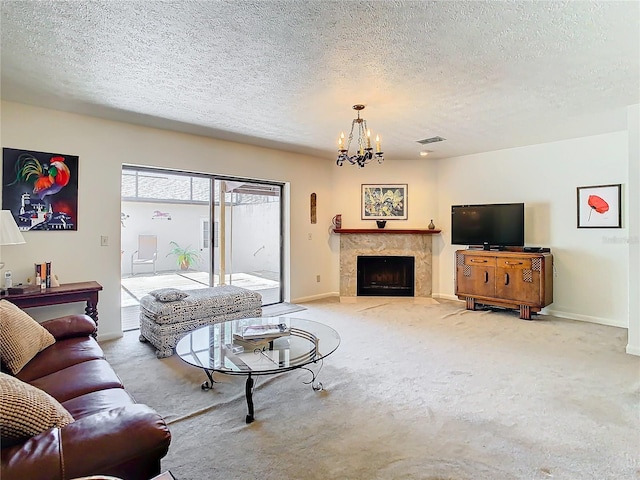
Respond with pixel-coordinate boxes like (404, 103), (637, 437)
(1, 405), (171, 480)
(60, 404), (171, 479)
(1, 429), (63, 480)
(40, 315), (97, 340)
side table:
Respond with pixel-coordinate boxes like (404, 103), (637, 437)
(2, 281), (103, 337)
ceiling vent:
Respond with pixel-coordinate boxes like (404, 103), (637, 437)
(417, 136), (446, 145)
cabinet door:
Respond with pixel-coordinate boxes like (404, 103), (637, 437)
(456, 254), (495, 298)
(495, 257), (542, 304)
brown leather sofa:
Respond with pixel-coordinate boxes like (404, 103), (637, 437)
(1, 314), (171, 480)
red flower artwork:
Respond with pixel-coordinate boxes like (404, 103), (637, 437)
(587, 195), (609, 220)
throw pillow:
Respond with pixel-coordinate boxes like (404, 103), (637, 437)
(149, 288), (189, 302)
(0, 372), (74, 445)
(0, 300), (56, 374)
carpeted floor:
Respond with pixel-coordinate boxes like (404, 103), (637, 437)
(101, 297), (640, 480)
(262, 302), (307, 317)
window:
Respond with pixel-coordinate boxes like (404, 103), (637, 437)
(200, 219), (218, 249)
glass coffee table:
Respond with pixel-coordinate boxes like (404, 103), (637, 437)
(175, 316), (340, 423)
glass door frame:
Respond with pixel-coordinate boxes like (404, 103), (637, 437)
(212, 175), (284, 306)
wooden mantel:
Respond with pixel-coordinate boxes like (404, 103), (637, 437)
(333, 228), (441, 234)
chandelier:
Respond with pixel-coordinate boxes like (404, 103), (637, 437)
(336, 104), (384, 167)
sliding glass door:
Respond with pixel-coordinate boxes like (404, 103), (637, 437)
(213, 179), (282, 305)
(121, 167), (283, 331)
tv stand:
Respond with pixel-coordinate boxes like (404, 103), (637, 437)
(455, 250), (553, 320)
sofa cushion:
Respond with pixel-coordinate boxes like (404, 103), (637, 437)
(0, 372), (74, 446)
(0, 300), (55, 374)
(62, 388), (135, 420)
(16, 337), (105, 383)
(28, 359), (124, 403)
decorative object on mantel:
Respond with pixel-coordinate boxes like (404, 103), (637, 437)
(332, 214), (342, 229)
(336, 104), (384, 167)
(376, 220), (387, 229)
(362, 184), (407, 220)
(428, 219), (435, 230)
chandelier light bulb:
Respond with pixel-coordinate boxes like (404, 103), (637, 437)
(336, 105), (384, 168)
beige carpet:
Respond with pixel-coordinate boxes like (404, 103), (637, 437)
(101, 297), (640, 480)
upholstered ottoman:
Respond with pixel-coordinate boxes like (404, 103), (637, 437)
(138, 285), (262, 358)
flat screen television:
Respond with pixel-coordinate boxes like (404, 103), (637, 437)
(451, 203), (525, 249)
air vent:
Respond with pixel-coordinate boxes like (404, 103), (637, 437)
(417, 136), (446, 145)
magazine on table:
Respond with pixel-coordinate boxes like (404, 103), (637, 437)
(232, 336), (274, 350)
(239, 323), (290, 340)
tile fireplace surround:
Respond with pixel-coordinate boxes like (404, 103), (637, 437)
(335, 229), (440, 299)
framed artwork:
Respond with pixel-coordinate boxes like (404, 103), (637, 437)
(2, 148), (79, 231)
(576, 183), (621, 228)
(361, 184), (408, 220)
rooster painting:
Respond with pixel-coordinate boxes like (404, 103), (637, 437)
(7, 153), (71, 199)
(2, 147), (79, 231)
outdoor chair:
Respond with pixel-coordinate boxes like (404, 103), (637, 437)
(131, 234), (158, 275)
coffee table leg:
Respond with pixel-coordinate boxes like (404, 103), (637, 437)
(245, 374), (254, 424)
(201, 369), (216, 391)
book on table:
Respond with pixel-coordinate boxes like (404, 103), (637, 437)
(239, 323), (290, 340)
(231, 335), (274, 350)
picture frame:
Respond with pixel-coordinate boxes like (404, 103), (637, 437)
(576, 183), (621, 228)
(361, 184), (408, 220)
(2, 147), (79, 231)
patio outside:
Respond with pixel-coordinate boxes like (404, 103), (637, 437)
(121, 270), (280, 331)
(121, 170), (283, 331)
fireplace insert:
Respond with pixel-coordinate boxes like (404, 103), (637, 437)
(357, 256), (415, 297)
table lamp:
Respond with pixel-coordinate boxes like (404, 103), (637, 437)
(0, 209), (26, 272)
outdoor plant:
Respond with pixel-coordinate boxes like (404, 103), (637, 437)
(167, 241), (201, 270)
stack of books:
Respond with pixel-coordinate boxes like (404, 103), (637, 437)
(233, 323), (290, 350)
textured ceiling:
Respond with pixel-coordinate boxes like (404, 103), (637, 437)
(1, 1), (639, 161)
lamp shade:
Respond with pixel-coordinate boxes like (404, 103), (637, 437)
(0, 210), (26, 245)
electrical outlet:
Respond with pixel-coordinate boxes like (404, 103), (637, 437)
(100, 235), (109, 246)
(316, 275), (321, 282)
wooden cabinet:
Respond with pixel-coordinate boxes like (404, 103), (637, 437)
(455, 250), (552, 319)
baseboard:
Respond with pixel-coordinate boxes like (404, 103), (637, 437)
(433, 295), (628, 328)
(291, 292), (339, 304)
(542, 308), (627, 328)
(97, 331), (124, 342)
(433, 293), (461, 302)
(626, 344), (640, 356)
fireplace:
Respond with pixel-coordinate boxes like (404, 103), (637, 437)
(357, 256), (415, 297)
(337, 230), (435, 299)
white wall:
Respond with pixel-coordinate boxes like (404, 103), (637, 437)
(121, 201), (211, 274)
(0, 101), (336, 339)
(627, 104), (640, 355)
(121, 200), (281, 276)
(435, 131), (630, 328)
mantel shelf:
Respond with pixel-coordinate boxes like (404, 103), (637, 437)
(333, 228), (441, 235)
